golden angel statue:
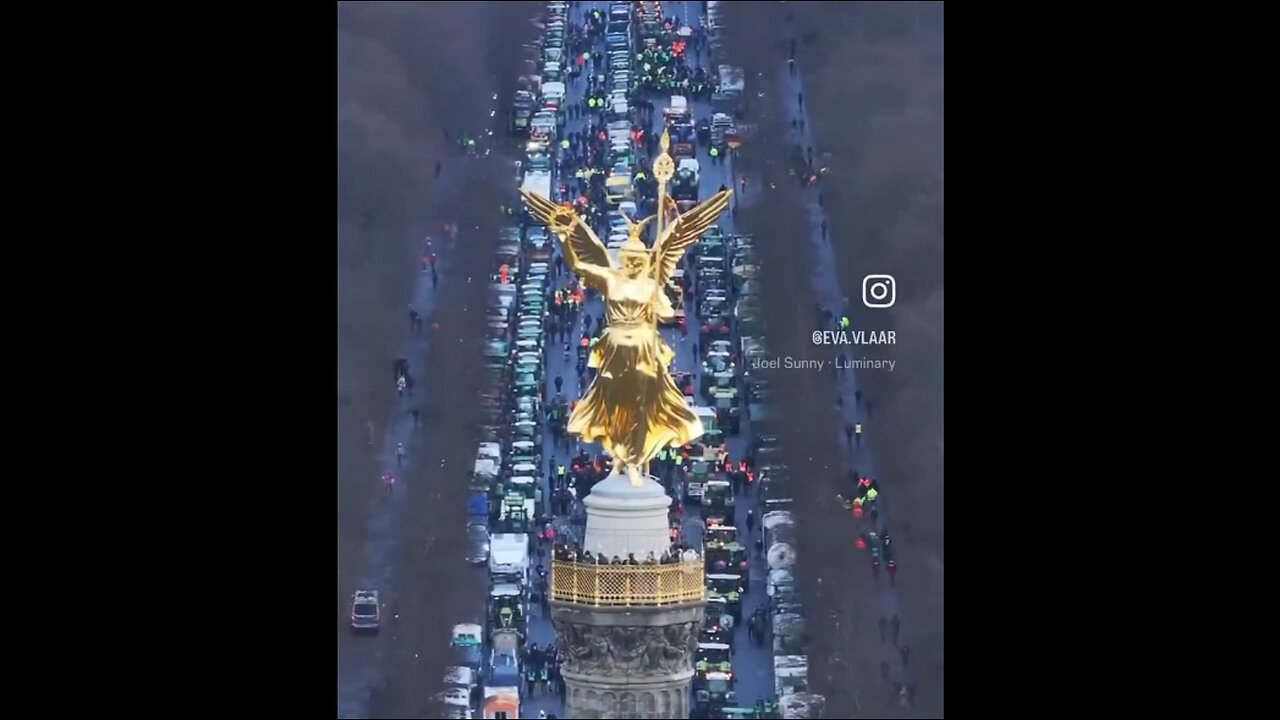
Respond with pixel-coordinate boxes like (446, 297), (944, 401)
(521, 187), (732, 486)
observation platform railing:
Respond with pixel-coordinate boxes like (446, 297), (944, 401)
(550, 559), (706, 606)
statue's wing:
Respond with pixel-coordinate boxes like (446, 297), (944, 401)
(653, 188), (732, 288)
(520, 189), (614, 270)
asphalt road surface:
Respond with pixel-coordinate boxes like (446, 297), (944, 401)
(774, 57), (917, 714)
(335, 218), (452, 718)
(517, 1), (780, 715)
(336, 95), (505, 720)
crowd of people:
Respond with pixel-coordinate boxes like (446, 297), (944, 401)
(552, 540), (700, 565)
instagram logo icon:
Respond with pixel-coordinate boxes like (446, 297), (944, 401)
(862, 275), (896, 308)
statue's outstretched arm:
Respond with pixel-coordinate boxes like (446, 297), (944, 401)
(572, 262), (612, 293)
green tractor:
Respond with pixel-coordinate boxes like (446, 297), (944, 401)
(711, 386), (741, 434)
(487, 583), (527, 638)
(701, 478), (735, 515)
(705, 573), (744, 621)
(704, 541), (749, 585)
(510, 414), (542, 447)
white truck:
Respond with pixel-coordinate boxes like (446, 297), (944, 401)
(717, 65), (745, 95)
(474, 461), (500, 488)
(438, 666), (476, 719)
(779, 693), (827, 719)
(774, 655), (810, 697)
(665, 95), (690, 123)
(488, 533), (530, 585)
(540, 81), (566, 103)
(474, 443), (502, 487)
(607, 119), (632, 146)
(521, 170), (553, 201)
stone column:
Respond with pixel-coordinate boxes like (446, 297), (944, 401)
(552, 603), (703, 720)
(552, 472), (703, 719)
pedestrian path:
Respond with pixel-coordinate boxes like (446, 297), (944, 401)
(337, 86), (502, 719)
(772, 38), (921, 713)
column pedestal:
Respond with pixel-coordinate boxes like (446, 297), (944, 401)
(551, 602), (704, 720)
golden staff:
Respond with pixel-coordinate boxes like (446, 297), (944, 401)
(652, 129), (676, 247)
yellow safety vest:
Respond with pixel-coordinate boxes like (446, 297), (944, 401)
(866, 488), (878, 501)
(855, 423), (863, 434)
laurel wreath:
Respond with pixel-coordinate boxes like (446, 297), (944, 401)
(550, 207), (576, 234)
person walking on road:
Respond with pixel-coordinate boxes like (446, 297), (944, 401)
(411, 408), (420, 427)
(855, 389), (862, 408)
(821, 219), (828, 239)
(887, 559), (898, 586)
(383, 473), (395, 496)
(396, 442), (405, 467)
(845, 423), (855, 447)
(397, 375), (407, 398)
(891, 614), (902, 645)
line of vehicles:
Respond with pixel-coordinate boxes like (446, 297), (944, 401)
(389, 1), (827, 716)
(661, 3), (826, 717)
(679, 227), (756, 717)
(669, 173), (825, 720)
(594, 3), (814, 718)
(440, 3), (586, 719)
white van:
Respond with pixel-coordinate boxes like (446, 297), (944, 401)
(488, 534), (530, 584)
(540, 81), (566, 103)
